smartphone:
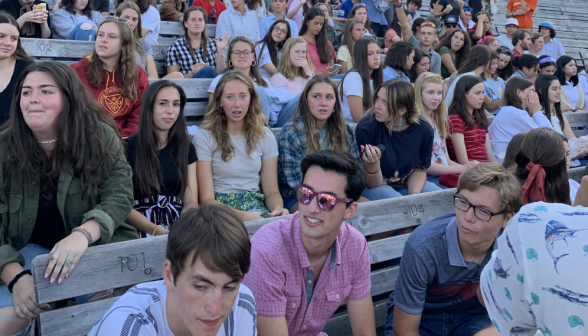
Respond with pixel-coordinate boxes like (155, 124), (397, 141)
(329, 64), (342, 72)
(376, 144), (386, 152)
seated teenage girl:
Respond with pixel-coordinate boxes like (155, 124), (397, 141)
(356, 79), (441, 200)
(488, 76), (552, 163)
(300, 7), (340, 77)
(52, 0), (104, 40)
(195, 70), (289, 222)
(447, 75), (499, 164)
(255, 19), (291, 79)
(336, 19), (365, 74)
(278, 75), (361, 212)
(71, 18), (149, 138)
(166, 7), (229, 78)
(444, 45), (491, 107)
(0, 12), (34, 125)
(0, 0), (51, 39)
(116, 0), (160, 45)
(483, 51), (504, 115)
(124, 80), (198, 238)
(510, 54), (539, 82)
(407, 48), (430, 83)
(414, 72), (479, 188)
(497, 46), (514, 81)
(538, 55), (556, 75)
(0, 62), (137, 335)
(117, 2), (184, 79)
(535, 74), (576, 140)
(555, 56), (588, 112)
(437, 28), (471, 79)
(383, 41), (414, 82)
(348, 4), (376, 37)
(338, 37), (383, 123)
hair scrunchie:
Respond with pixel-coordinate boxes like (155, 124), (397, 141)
(521, 161), (547, 205)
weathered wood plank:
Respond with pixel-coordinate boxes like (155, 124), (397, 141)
(38, 297), (117, 336)
(159, 22), (216, 37)
(323, 299), (388, 335)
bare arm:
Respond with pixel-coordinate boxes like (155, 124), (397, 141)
(337, 59), (349, 74)
(392, 306), (422, 336)
(361, 145), (384, 189)
(141, 27), (151, 39)
(483, 95), (502, 111)
(260, 157), (289, 217)
(471, 14), (487, 41)
(40, 20), (51, 39)
(125, 209), (169, 235)
(449, 132), (470, 164)
(440, 53), (457, 74)
(145, 55), (159, 79)
(406, 169), (427, 194)
(427, 162), (467, 175)
(573, 176), (588, 207)
(519, 0), (531, 14)
(286, 0), (305, 19)
(459, 0), (466, 22)
(561, 113), (577, 140)
(484, 133), (499, 163)
(433, 3), (451, 18)
(182, 162), (198, 210)
(347, 95), (366, 123)
(167, 64), (192, 78)
(257, 316), (290, 336)
(392, 0), (413, 42)
(196, 161), (263, 221)
(347, 295), (377, 336)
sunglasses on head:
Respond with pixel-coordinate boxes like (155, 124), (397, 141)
(498, 47), (513, 55)
(104, 16), (129, 23)
(296, 185), (353, 212)
(463, 6), (473, 12)
(421, 22), (436, 28)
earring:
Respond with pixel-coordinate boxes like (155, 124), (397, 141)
(228, 61), (233, 68)
(396, 117), (403, 132)
(332, 109), (335, 113)
(251, 60), (257, 66)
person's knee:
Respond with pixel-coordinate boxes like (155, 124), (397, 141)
(163, 72), (184, 79)
(80, 23), (93, 30)
(0, 307), (31, 336)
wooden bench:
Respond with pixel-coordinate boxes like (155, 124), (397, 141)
(30, 166), (587, 336)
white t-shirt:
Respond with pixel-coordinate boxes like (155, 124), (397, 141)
(338, 71), (372, 123)
(88, 280), (257, 336)
(569, 178), (580, 203)
(444, 71), (475, 107)
(255, 43), (281, 79)
(141, 6), (161, 45)
(208, 74), (270, 94)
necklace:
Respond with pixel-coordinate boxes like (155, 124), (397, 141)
(37, 139), (58, 144)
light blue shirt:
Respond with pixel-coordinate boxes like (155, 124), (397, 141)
(538, 38), (565, 61)
(481, 202), (588, 336)
(364, 0), (387, 25)
(496, 34), (514, 51)
(383, 66), (410, 82)
(483, 77), (505, 115)
(259, 14), (299, 38)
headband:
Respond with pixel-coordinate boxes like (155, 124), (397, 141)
(539, 56), (556, 65)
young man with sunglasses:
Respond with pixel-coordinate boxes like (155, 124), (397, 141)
(385, 163), (523, 336)
(458, 5), (474, 31)
(496, 17), (518, 51)
(394, 0), (441, 74)
(243, 150), (376, 336)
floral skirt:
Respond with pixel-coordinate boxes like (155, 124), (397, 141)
(134, 195), (183, 238)
(215, 190), (269, 217)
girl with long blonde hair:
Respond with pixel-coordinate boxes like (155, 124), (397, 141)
(414, 72), (479, 187)
(277, 76), (360, 211)
(195, 70), (289, 222)
(70, 18), (149, 137)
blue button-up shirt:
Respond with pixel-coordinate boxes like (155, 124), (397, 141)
(538, 38), (565, 60)
(259, 14), (299, 38)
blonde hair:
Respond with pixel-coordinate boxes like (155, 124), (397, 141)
(115, 2), (145, 61)
(202, 70), (266, 162)
(457, 162), (523, 216)
(276, 37), (314, 81)
(414, 72), (448, 139)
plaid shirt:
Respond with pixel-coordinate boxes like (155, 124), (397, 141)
(278, 117), (362, 200)
(165, 37), (218, 74)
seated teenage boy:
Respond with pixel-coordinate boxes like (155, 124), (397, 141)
(386, 163), (523, 336)
(243, 150), (376, 336)
(88, 205), (257, 336)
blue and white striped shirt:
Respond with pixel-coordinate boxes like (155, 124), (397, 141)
(538, 38), (565, 60)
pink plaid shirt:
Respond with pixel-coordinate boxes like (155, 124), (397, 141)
(242, 212), (371, 336)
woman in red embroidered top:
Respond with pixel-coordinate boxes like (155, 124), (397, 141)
(71, 18), (149, 137)
(447, 75), (499, 164)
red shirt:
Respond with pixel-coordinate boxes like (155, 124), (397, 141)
(447, 113), (490, 162)
(513, 48), (523, 57)
(467, 24), (494, 45)
(70, 57), (149, 137)
(191, 0), (226, 23)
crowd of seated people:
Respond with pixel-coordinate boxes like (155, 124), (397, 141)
(3, 0), (588, 335)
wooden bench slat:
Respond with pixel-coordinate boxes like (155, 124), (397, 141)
(37, 297), (117, 336)
(323, 299), (388, 335)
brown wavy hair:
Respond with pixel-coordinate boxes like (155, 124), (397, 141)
(62, 0), (94, 19)
(183, 7), (211, 65)
(115, 2), (145, 61)
(202, 70), (266, 162)
(86, 19), (138, 101)
(132, 80), (190, 198)
(0, 12), (30, 60)
(1, 62), (120, 199)
(226, 36), (268, 88)
(436, 29), (471, 69)
(293, 76), (348, 154)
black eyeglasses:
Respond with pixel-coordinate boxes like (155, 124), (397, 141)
(454, 194), (504, 222)
(104, 16), (128, 23)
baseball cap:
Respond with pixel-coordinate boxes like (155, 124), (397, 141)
(445, 15), (458, 24)
(505, 18), (519, 27)
(539, 22), (553, 29)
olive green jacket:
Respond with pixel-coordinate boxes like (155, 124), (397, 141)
(0, 123), (139, 282)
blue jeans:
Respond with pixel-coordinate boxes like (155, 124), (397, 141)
(191, 65), (217, 78)
(362, 181), (442, 201)
(272, 93), (301, 128)
(283, 197), (298, 211)
(256, 85), (272, 123)
(66, 23), (97, 41)
(426, 176), (450, 190)
(332, 73), (345, 79)
(384, 303), (491, 336)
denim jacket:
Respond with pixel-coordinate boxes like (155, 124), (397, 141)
(0, 123), (138, 282)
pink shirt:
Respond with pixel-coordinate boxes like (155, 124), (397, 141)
(270, 73), (309, 95)
(302, 36), (337, 74)
(242, 212), (371, 336)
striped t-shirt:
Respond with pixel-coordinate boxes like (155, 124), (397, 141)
(447, 113), (490, 162)
(88, 280), (257, 336)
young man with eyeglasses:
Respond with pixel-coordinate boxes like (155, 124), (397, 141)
(243, 150), (376, 336)
(496, 17), (518, 51)
(394, 0), (442, 75)
(259, 0), (299, 37)
(192, 0), (227, 24)
(385, 163), (523, 336)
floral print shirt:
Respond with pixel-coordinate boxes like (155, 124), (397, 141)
(431, 125), (449, 165)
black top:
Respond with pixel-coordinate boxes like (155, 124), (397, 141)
(28, 176), (68, 251)
(0, 59), (34, 126)
(437, 0), (461, 22)
(355, 115), (434, 187)
(125, 135), (197, 199)
(92, 0), (110, 13)
(0, 0), (51, 38)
